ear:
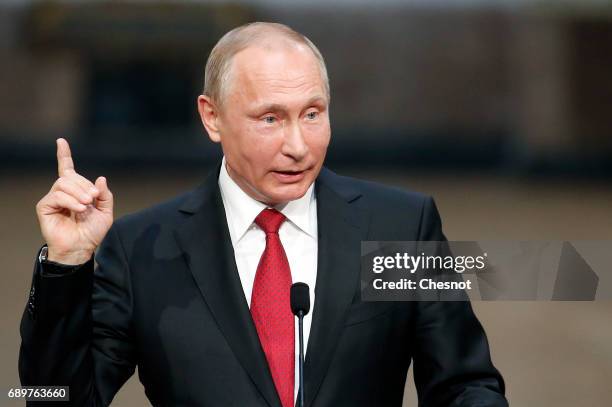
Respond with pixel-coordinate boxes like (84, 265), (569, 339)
(197, 95), (222, 143)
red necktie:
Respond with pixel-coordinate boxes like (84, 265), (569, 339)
(250, 208), (295, 407)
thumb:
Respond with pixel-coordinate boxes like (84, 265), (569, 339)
(94, 176), (113, 212)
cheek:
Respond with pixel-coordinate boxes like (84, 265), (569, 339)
(242, 128), (284, 166)
(305, 124), (331, 153)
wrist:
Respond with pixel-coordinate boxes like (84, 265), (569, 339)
(45, 245), (94, 265)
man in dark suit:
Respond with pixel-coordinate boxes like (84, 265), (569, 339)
(20, 22), (507, 406)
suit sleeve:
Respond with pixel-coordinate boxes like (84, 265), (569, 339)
(411, 197), (508, 407)
(19, 223), (137, 406)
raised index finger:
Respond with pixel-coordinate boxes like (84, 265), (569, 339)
(56, 138), (75, 177)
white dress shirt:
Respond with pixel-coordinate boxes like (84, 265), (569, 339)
(218, 156), (318, 402)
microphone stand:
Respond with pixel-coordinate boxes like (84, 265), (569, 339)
(298, 309), (305, 407)
(291, 282), (309, 407)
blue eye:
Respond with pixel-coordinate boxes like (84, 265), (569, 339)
(306, 111), (318, 120)
(263, 116), (276, 124)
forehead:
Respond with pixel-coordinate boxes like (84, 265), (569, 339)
(227, 43), (325, 107)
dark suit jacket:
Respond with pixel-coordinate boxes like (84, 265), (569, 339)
(20, 164), (507, 407)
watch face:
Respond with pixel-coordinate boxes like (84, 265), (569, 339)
(39, 246), (48, 262)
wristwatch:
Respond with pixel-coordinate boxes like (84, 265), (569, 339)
(38, 245), (49, 263)
(38, 244), (89, 268)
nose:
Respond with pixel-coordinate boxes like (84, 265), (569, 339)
(281, 121), (308, 160)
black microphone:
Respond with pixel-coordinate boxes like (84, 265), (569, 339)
(290, 282), (310, 407)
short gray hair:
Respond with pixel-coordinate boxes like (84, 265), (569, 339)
(203, 22), (330, 106)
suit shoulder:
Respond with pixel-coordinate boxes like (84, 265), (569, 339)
(321, 169), (431, 209)
(112, 187), (195, 233)
(360, 178), (428, 205)
(320, 169), (439, 239)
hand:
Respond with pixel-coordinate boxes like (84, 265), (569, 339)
(36, 138), (114, 265)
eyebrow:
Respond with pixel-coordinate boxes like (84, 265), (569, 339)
(254, 95), (327, 114)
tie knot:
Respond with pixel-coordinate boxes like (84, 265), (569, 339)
(255, 208), (286, 234)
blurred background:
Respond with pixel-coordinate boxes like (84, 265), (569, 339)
(1, 0), (611, 406)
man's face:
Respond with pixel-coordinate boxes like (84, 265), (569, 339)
(205, 43), (330, 205)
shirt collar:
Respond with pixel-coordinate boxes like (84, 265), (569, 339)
(218, 156), (316, 244)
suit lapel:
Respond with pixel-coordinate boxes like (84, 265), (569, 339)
(174, 164), (282, 407)
(173, 165), (368, 407)
(304, 168), (369, 407)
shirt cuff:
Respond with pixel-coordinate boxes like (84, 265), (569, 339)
(39, 247), (94, 277)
